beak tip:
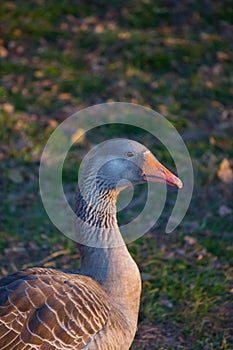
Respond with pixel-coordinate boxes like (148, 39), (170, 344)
(176, 178), (183, 189)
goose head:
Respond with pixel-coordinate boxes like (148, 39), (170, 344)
(75, 139), (182, 247)
(80, 138), (182, 193)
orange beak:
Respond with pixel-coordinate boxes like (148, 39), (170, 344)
(143, 151), (183, 189)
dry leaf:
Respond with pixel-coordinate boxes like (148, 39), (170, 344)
(71, 128), (86, 144)
(184, 235), (197, 245)
(158, 104), (168, 115)
(218, 158), (233, 184)
(48, 118), (58, 128)
(217, 51), (230, 61)
(2, 103), (14, 114)
(58, 93), (71, 101)
(0, 45), (8, 58)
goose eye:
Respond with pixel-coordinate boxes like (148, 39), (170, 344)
(126, 151), (135, 158)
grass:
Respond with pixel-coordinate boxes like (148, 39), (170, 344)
(0, 1), (232, 349)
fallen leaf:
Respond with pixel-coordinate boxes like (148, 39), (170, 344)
(47, 118), (58, 128)
(184, 235), (197, 245)
(217, 51), (230, 61)
(0, 45), (8, 58)
(118, 31), (131, 39)
(218, 158), (233, 184)
(58, 93), (71, 101)
(158, 104), (168, 115)
(71, 128), (86, 144)
(2, 103), (14, 114)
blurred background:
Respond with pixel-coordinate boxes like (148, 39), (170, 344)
(0, 1), (232, 349)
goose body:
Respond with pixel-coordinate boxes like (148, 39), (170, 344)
(0, 139), (182, 349)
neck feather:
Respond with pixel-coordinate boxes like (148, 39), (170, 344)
(74, 180), (124, 248)
(75, 185), (118, 229)
(74, 173), (141, 337)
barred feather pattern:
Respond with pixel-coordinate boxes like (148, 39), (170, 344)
(0, 268), (131, 350)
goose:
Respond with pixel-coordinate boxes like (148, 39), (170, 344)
(0, 139), (182, 350)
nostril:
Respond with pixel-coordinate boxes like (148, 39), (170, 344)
(161, 168), (166, 174)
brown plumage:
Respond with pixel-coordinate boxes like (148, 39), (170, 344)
(0, 268), (130, 349)
(0, 139), (182, 349)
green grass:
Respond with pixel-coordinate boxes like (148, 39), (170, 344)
(0, 1), (232, 349)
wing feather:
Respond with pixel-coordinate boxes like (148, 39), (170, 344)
(0, 268), (111, 349)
